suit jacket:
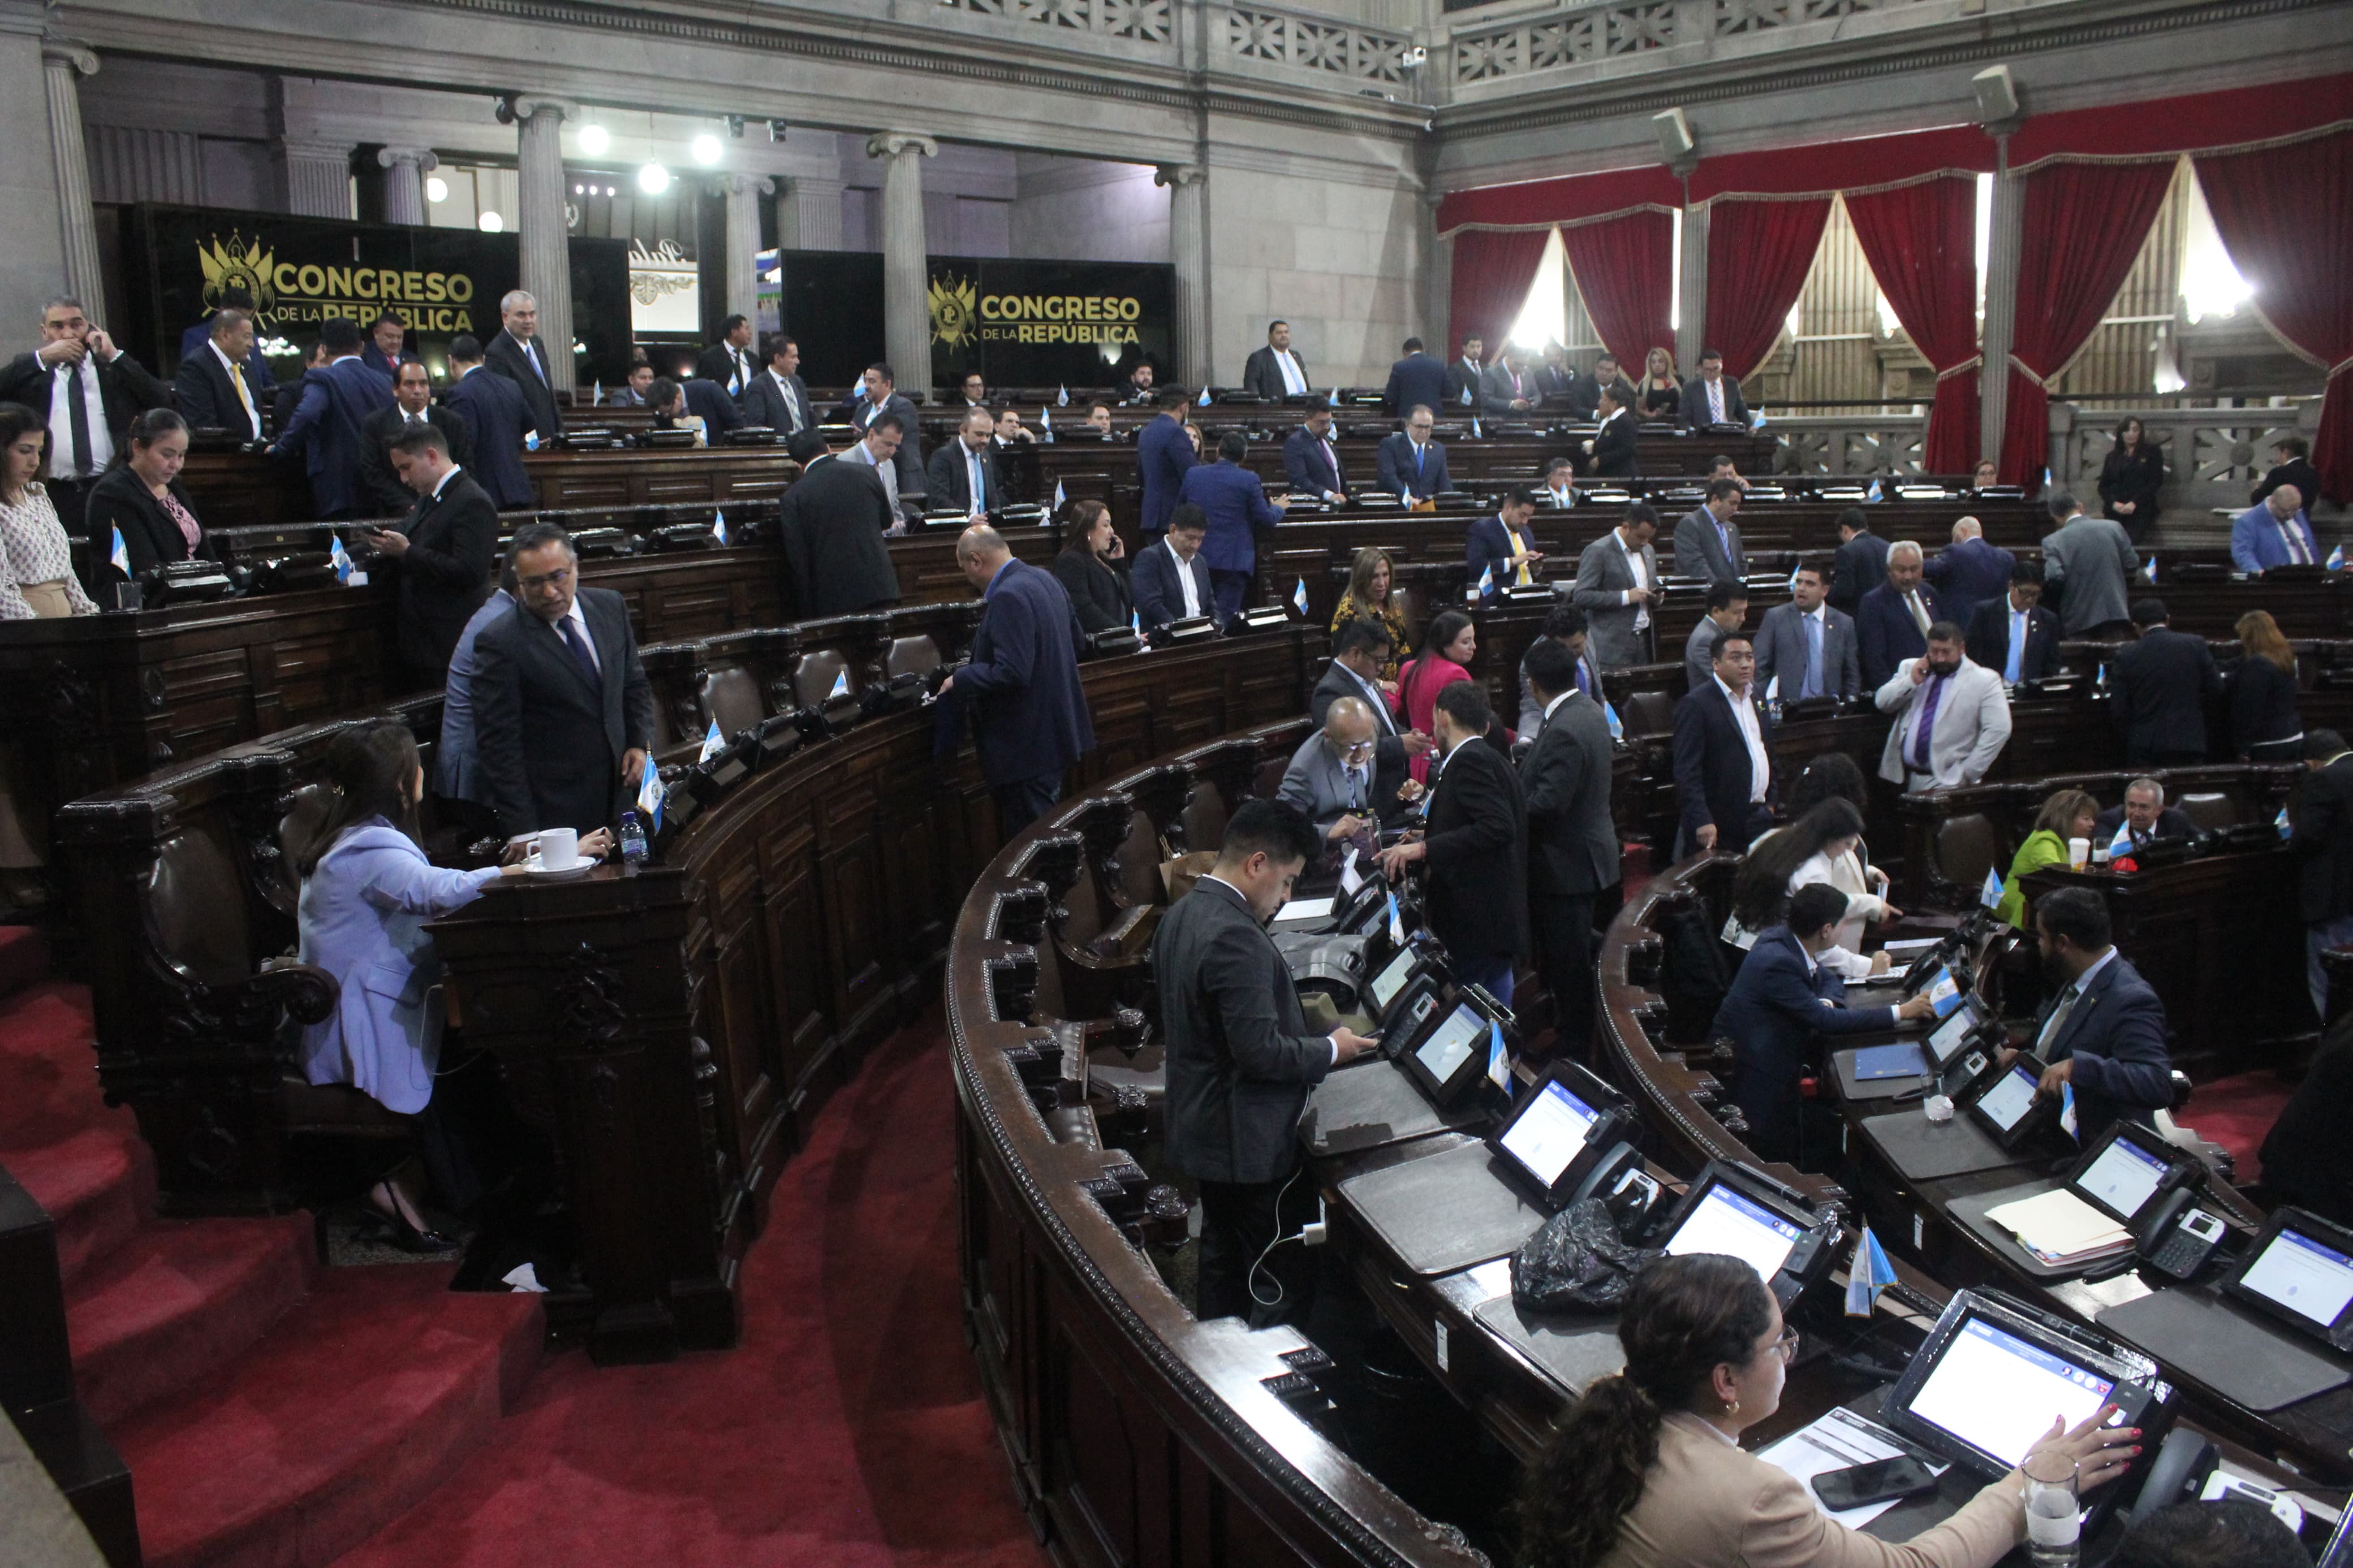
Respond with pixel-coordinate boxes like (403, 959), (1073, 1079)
(1310, 662), (1411, 813)
(359, 342), (412, 382)
(681, 379), (743, 437)
(1519, 692), (1619, 899)
(482, 330), (562, 438)
(1178, 460), (1281, 574)
(1712, 925), (1895, 1163)
(1571, 531), (1660, 667)
(1516, 641), (1606, 736)
(1672, 679), (1774, 850)
(1466, 511), (1539, 599)
(2231, 503), (2321, 573)
(925, 441), (1002, 515)
(740, 371), (813, 435)
(275, 358), (397, 519)
(2032, 953), (2173, 1142)
(1923, 535), (2015, 632)
(2253, 457), (2325, 511)
(1419, 736), (1528, 964)
(846, 392), (925, 515)
(2092, 804), (2196, 850)
(357, 405), (472, 517)
(1828, 529), (1888, 615)
(1684, 617), (1729, 694)
(82, 466), (211, 577)
(389, 472), (499, 676)
(1966, 598), (2063, 684)
(1130, 537), (1216, 629)
(180, 322), (277, 395)
(693, 342), (759, 396)
(1442, 357), (1484, 410)
(1478, 360), (1537, 416)
(951, 559), (1094, 789)
(775, 453), (900, 620)
(1535, 364), (1574, 399)
(1136, 413), (1197, 535)
(1566, 373), (1638, 422)
(1873, 657), (2012, 788)
(2229, 653), (2302, 757)
(1154, 876), (1333, 1186)
(1382, 353), (1447, 417)
(2292, 754), (2353, 924)
(1855, 580), (1942, 691)
(433, 590), (514, 806)
(1679, 373), (1750, 429)
(1053, 545), (1130, 634)
(1278, 730), (1389, 831)
(1281, 426), (1348, 498)
(1375, 433), (1450, 500)
(1241, 344), (1309, 400)
(2112, 625), (2222, 759)
(2041, 515), (2140, 634)
(1752, 602), (1859, 701)
(0, 349), (171, 457)
(171, 342), (268, 439)
(442, 368), (534, 510)
(1671, 506), (1747, 587)
(471, 588), (656, 835)
(1588, 407), (1639, 477)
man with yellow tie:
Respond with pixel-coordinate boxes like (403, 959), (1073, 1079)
(171, 307), (266, 442)
(1467, 486), (1545, 602)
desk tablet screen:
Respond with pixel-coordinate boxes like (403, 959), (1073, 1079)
(1926, 1003), (1978, 1069)
(1907, 1318), (2117, 1467)
(1498, 1081), (1598, 1188)
(1415, 1006), (1484, 1086)
(1976, 1066), (2040, 1132)
(1369, 947), (1417, 1012)
(2072, 1137), (2170, 1222)
(2239, 1226), (2353, 1329)
(1664, 1185), (1805, 1284)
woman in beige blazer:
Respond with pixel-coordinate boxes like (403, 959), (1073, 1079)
(1515, 1254), (2141, 1568)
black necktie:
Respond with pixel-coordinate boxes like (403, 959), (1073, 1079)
(66, 362), (94, 477)
(557, 615), (600, 689)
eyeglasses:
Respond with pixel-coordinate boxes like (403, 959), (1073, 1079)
(518, 567), (572, 591)
(1338, 740), (1376, 760)
(1772, 1327), (1801, 1363)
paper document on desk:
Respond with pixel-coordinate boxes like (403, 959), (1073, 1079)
(1757, 1406), (1948, 1528)
(1273, 896), (1334, 925)
(1881, 938), (1942, 961)
(1984, 1188), (2130, 1264)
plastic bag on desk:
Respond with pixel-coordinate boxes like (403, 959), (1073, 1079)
(1510, 1197), (1658, 1314)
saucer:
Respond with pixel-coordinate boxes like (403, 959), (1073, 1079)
(518, 857), (595, 878)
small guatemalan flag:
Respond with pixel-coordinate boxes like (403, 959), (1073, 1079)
(1386, 891), (1406, 947)
(1197, 385), (1212, 406)
(1602, 699), (1624, 742)
(592, 379), (602, 405)
(1844, 1226), (1898, 1316)
(2331, 542), (2346, 571)
(1866, 477), (1882, 502)
(1981, 866), (2004, 909)
(699, 717), (726, 763)
(1486, 1016), (1510, 1092)
(636, 763), (664, 831)
(829, 667), (850, 701)
(1292, 578), (1310, 615)
(2107, 817), (2135, 861)
(327, 533), (353, 584)
(1476, 561), (1494, 598)
(712, 508), (728, 546)
(2279, 805), (2294, 840)
(1053, 479), (1066, 512)
(110, 525), (132, 577)
(1470, 415), (1483, 439)
(1327, 386), (1341, 408)
(1055, 385), (1069, 407)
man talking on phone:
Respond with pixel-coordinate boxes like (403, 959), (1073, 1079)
(373, 424), (498, 683)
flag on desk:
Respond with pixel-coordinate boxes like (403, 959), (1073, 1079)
(1602, 699), (1624, 743)
(1053, 479), (1066, 512)
(1056, 385), (1069, 407)
(327, 533), (353, 585)
(1130, 608), (1143, 640)
(1486, 1016), (1510, 1092)
(2107, 817), (2135, 862)
(1476, 562), (1494, 599)
(2146, 555), (2158, 584)
(1327, 386), (1341, 408)
(592, 379), (603, 406)
(1471, 416), (1483, 439)
(2279, 804), (2294, 840)
(711, 508), (728, 546)
(829, 667), (850, 701)
(110, 525), (131, 578)
(636, 762), (664, 832)
(1981, 866), (2004, 910)
(1789, 564), (1803, 594)
(2060, 1082), (2079, 1141)
(1844, 1226), (1897, 1316)
(2332, 542), (2347, 572)
(1866, 477), (1882, 503)
(1293, 578), (1310, 615)
(1197, 385), (1212, 407)
(699, 717), (726, 763)
(1386, 890), (1406, 947)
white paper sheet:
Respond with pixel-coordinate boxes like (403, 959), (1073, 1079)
(1756, 1407), (1947, 1530)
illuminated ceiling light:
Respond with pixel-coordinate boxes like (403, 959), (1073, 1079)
(637, 161), (671, 195)
(577, 122), (610, 156)
(477, 210), (504, 232)
(425, 176), (449, 204)
(691, 133), (722, 166)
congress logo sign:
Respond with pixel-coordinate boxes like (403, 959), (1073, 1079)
(193, 228), (483, 333)
(929, 273), (978, 349)
(197, 232), (277, 314)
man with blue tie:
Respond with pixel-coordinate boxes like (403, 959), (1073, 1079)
(1281, 405), (1348, 502)
(1966, 560), (2063, 685)
(1376, 405), (1451, 502)
(1516, 605), (1608, 736)
(2231, 484), (2321, 574)
(1242, 319), (1312, 400)
(1671, 478), (1747, 588)
(483, 290), (562, 439)
(1751, 565), (1859, 702)
(1178, 431), (1287, 622)
(925, 408), (1001, 518)
(1136, 385), (1197, 540)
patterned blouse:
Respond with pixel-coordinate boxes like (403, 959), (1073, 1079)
(1329, 591), (1411, 685)
(0, 483), (99, 620)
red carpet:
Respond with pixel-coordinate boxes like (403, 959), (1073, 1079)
(2182, 1069), (2295, 1179)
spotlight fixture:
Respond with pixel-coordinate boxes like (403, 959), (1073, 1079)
(725, 115), (745, 139)
(691, 133), (722, 166)
(637, 161), (671, 195)
(425, 175), (449, 204)
(768, 119), (788, 143)
(477, 210), (505, 232)
(577, 121), (610, 156)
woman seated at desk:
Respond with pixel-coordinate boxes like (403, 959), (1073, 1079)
(83, 407), (215, 578)
(1330, 546), (1412, 687)
(1514, 1252), (2140, 1568)
(1994, 789), (2098, 930)
(1053, 499), (1131, 634)
(0, 401), (99, 619)
(1725, 796), (1897, 980)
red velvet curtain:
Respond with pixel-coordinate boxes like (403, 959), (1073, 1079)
(1845, 176), (1983, 476)
(2193, 131), (2353, 504)
(1447, 228), (1553, 367)
(1561, 210), (1677, 372)
(1703, 197), (1830, 383)
(1996, 161), (2176, 487)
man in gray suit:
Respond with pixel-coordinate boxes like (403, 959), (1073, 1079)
(1684, 583), (1749, 693)
(1154, 801), (1376, 1322)
(1520, 638), (1621, 1060)
(1571, 502), (1663, 668)
(1672, 477), (1747, 588)
(1279, 696), (1387, 838)
(1753, 563), (1860, 701)
(2040, 490), (2143, 638)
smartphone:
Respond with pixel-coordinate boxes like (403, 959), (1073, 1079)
(1811, 1456), (1939, 1511)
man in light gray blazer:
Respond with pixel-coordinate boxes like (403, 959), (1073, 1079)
(1752, 563), (1859, 701)
(1874, 621), (2014, 791)
(1684, 582), (1749, 693)
(2040, 490), (2143, 637)
(1671, 478), (1748, 588)
(1571, 503), (1664, 668)
(1278, 696), (1388, 836)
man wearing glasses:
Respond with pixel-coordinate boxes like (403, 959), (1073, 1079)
(0, 295), (171, 531)
(1278, 696), (1393, 843)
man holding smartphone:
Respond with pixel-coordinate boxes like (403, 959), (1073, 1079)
(373, 424), (498, 682)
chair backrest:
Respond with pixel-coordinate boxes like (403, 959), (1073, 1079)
(1180, 779), (1229, 853)
(701, 663), (766, 737)
(887, 634), (942, 681)
(1934, 813), (2003, 900)
(2174, 792), (2234, 832)
(793, 647), (851, 711)
(1111, 809), (1162, 909)
(143, 824), (254, 989)
(1252, 757), (1286, 800)
(1623, 690), (1675, 738)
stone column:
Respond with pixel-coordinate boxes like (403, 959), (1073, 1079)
(41, 38), (102, 312)
(279, 140), (354, 218)
(867, 132), (937, 400)
(377, 145), (440, 226)
(512, 96), (576, 393)
(722, 172), (772, 329)
(1978, 159), (2024, 472)
(1675, 200), (1709, 375)
(777, 176), (846, 251)
(1156, 162), (1207, 387)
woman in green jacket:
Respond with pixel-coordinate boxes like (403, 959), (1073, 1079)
(1997, 788), (2100, 927)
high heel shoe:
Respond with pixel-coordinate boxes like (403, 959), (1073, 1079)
(369, 1182), (459, 1255)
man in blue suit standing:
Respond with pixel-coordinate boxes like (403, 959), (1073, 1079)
(1376, 405), (1450, 501)
(1179, 431), (1287, 622)
(1382, 337), (1447, 416)
(1130, 505), (1217, 632)
(1281, 405), (1348, 501)
(2023, 886), (2175, 1142)
(271, 316), (395, 519)
(1923, 516), (2015, 633)
(938, 524), (1095, 837)
(2232, 484), (2321, 574)
(1136, 385), (1197, 541)
(441, 335), (535, 509)
(1855, 540), (1941, 690)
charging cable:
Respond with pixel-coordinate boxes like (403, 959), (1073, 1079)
(1246, 1169), (1328, 1310)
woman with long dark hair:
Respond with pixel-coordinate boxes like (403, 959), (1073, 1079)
(1514, 1254), (2138, 1568)
(2229, 610), (2303, 762)
(1397, 609), (1476, 784)
(0, 402), (98, 619)
(1726, 798), (1891, 978)
(2097, 417), (2165, 544)
(84, 407), (214, 578)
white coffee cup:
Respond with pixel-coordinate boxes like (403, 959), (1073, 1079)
(529, 827), (579, 871)
(2066, 836), (2090, 871)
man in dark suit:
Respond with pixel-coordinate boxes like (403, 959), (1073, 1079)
(272, 316), (397, 519)
(1479, 347), (1537, 417)
(364, 424), (497, 681)
(272, 341), (329, 433)
(0, 293), (171, 531)
(2253, 436), (2324, 513)
(2024, 887), (2174, 1142)
(472, 522), (656, 836)
(361, 313), (412, 381)
(1713, 884), (1928, 1164)
(1154, 799), (1376, 1323)
(1671, 478), (1748, 589)
(1130, 504), (1217, 632)
(938, 525), (1095, 836)
(1673, 624), (1774, 856)
(1118, 363), (1156, 406)
(1281, 405), (1348, 502)
(842, 362), (925, 519)
(171, 306), (268, 440)
(1534, 343), (1574, 401)
(1515, 604), (1608, 735)
(1178, 431), (1286, 623)
(1855, 541), (1940, 690)
(1443, 336), (1485, 411)
(1376, 405), (1451, 501)
(1313, 615), (1433, 796)
(483, 290), (562, 439)
(1379, 681), (1528, 1004)
(692, 314), (759, 398)
(1586, 383), (1639, 478)
(1383, 337), (1447, 417)
(1240, 319), (1309, 400)
(1137, 386), (1197, 540)
(2291, 731), (2353, 1021)
(775, 429), (900, 620)
(2111, 598), (2222, 766)
(680, 378), (744, 438)
(1566, 352), (1638, 422)
(1752, 565), (1859, 701)
(2092, 777), (2196, 852)
(740, 335), (813, 435)
(1467, 486), (1544, 601)
(1829, 508), (1888, 616)
(1923, 516), (2015, 634)
(358, 361), (472, 516)
(442, 335), (535, 510)
(1680, 347), (1751, 429)
(177, 287), (276, 403)
(925, 408), (1002, 517)
(1519, 638), (1621, 1060)
(1966, 560), (2063, 685)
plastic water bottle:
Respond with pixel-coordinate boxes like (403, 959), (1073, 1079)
(618, 810), (649, 867)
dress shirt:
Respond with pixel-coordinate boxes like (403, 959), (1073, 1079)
(43, 356), (115, 478)
(0, 485), (100, 618)
(1904, 589), (1931, 634)
(1275, 350), (1307, 396)
(2278, 516), (2315, 565)
(2005, 607), (2028, 684)
(1336, 662), (1397, 734)
(428, 464), (463, 503)
(1546, 485), (1574, 507)
(1616, 532), (1651, 631)
(1715, 676), (1770, 802)
(2038, 947), (2118, 1051)
(553, 597), (601, 673)
(727, 348), (751, 393)
(1166, 538), (1202, 619)
(1494, 515), (1534, 586)
(1795, 605), (1826, 699)
(210, 340), (263, 438)
(1541, 689), (1572, 729)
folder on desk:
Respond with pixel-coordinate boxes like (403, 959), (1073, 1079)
(1851, 1043), (1929, 1081)
(1984, 1187), (2131, 1265)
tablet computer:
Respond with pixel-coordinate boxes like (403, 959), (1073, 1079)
(1485, 1061), (1638, 1210)
(1655, 1161), (1833, 1303)
(1967, 1054), (2061, 1150)
(1365, 939), (1433, 1027)
(2222, 1207), (2353, 1354)
(1398, 996), (1502, 1108)
(2064, 1120), (2199, 1228)
(1924, 995), (1986, 1073)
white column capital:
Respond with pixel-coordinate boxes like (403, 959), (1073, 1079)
(1154, 162), (1205, 189)
(721, 172), (775, 197)
(865, 131), (937, 162)
(376, 145), (440, 174)
(508, 94), (578, 124)
(42, 37), (98, 76)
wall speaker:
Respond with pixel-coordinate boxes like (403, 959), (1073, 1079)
(1972, 64), (2019, 126)
(1652, 107), (1695, 164)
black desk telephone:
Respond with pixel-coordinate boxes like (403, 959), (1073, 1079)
(2133, 1190), (2228, 1281)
